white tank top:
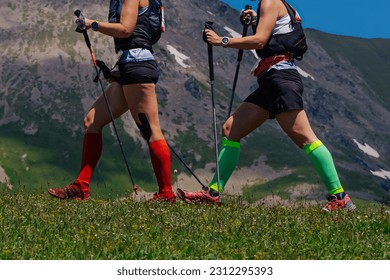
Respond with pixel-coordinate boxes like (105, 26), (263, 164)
(273, 14), (292, 35)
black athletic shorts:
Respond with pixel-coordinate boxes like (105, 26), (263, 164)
(244, 69), (304, 119)
(118, 60), (159, 85)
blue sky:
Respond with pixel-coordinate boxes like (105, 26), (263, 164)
(221, 0), (390, 39)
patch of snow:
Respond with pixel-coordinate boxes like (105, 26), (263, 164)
(166, 45), (190, 68)
(224, 26), (241, 38)
(297, 66), (315, 80)
(223, 26), (259, 59)
(353, 139), (380, 158)
(23, 123), (39, 135)
(370, 169), (390, 180)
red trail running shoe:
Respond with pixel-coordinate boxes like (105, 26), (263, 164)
(322, 194), (356, 212)
(150, 191), (176, 203)
(48, 182), (90, 200)
(176, 187), (221, 205)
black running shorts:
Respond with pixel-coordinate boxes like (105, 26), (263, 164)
(118, 60), (159, 85)
(244, 69), (304, 119)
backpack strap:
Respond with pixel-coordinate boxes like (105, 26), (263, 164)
(280, 0), (299, 28)
(256, 1), (297, 24)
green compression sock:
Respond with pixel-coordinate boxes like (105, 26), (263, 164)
(303, 140), (344, 195)
(209, 137), (240, 194)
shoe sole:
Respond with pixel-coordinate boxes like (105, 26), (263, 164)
(150, 193), (176, 204)
(344, 200), (356, 211)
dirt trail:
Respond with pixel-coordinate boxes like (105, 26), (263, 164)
(0, 165), (13, 189)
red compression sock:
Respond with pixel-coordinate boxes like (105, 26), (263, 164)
(75, 132), (103, 192)
(148, 139), (173, 194)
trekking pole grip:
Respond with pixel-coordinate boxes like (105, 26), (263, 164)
(203, 21), (214, 42)
(240, 5), (253, 26)
(203, 21), (215, 81)
(74, 10), (92, 49)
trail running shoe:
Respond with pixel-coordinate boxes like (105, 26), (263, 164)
(176, 187), (221, 205)
(150, 191), (176, 203)
(322, 193), (356, 212)
(48, 182), (90, 200)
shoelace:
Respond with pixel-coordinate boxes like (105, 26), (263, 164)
(325, 195), (342, 209)
(63, 184), (83, 198)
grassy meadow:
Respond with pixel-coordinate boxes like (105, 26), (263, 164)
(0, 191), (389, 260)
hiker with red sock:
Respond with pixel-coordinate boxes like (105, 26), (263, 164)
(48, 0), (175, 202)
(177, 0), (356, 211)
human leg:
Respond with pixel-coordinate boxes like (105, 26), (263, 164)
(48, 82), (128, 200)
(122, 83), (174, 202)
(276, 109), (355, 210)
(177, 102), (269, 204)
(209, 102), (269, 192)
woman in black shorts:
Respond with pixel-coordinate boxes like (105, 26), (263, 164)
(48, 0), (175, 202)
(177, 0), (355, 211)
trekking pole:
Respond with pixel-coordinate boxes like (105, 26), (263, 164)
(227, 5), (252, 119)
(167, 142), (207, 189)
(74, 10), (138, 194)
(204, 21), (221, 201)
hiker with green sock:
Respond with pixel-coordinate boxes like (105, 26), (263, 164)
(176, 0), (356, 211)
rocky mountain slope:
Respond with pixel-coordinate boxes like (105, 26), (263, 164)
(1, 0), (389, 203)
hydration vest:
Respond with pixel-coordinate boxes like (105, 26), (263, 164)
(255, 0), (308, 60)
(108, 0), (165, 53)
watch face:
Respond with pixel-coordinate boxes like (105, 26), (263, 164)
(222, 37), (229, 47)
(92, 21), (98, 31)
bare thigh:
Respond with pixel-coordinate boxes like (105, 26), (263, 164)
(223, 102), (269, 142)
(122, 83), (164, 142)
(84, 82), (129, 134)
(276, 109), (318, 148)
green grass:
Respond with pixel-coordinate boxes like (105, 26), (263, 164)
(0, 192), (389, 260)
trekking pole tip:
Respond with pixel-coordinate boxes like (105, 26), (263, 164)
(133, 184), (139, 195)
(74, 10), (81, 17)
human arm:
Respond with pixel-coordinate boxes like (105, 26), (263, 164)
(84, 0), (139, 38)
(204, 0), (278, 50)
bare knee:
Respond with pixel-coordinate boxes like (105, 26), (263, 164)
(83, 114), (93, 131)
(83, 113), (102, 133)
(222, 122), (231, 138)
(285, 126), (318, 148)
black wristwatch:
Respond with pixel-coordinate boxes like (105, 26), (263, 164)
(221, 36), (230, 48)
(91, 21), (99, 31)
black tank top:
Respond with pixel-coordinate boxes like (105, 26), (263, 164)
(108, 2), (152, 53)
